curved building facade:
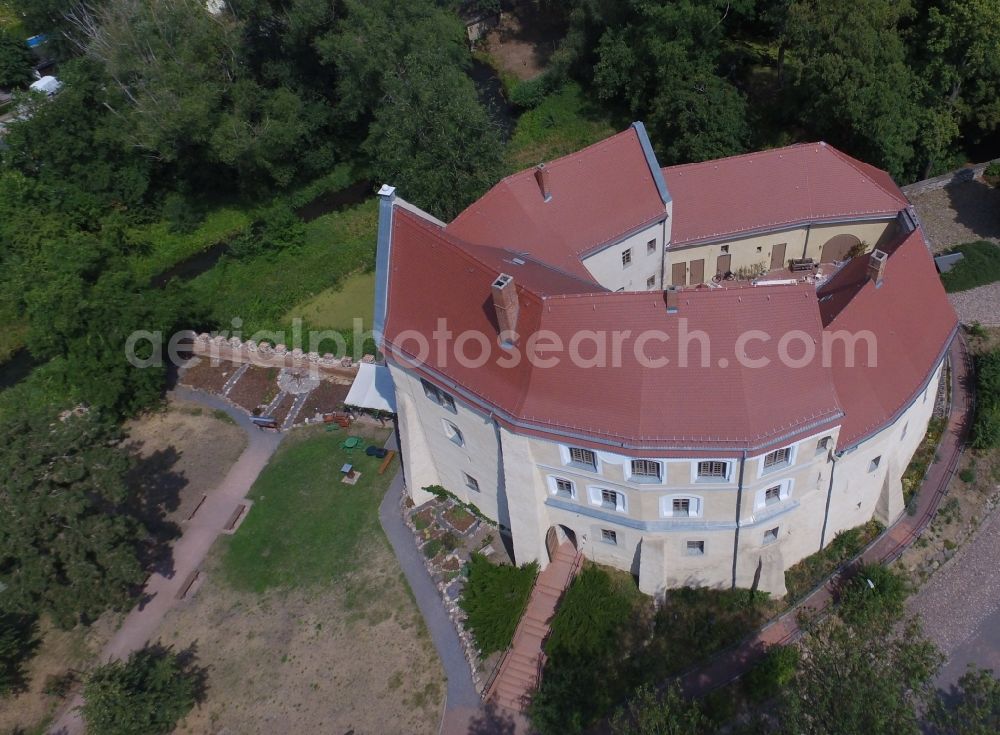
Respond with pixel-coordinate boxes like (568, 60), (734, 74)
(374, 124), (958, 597)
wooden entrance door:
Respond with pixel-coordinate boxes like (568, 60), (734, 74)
(716, 254), (732, 278)
(770, 243), (786, 270)
(821, 234), (860, 263)
(690, 259), (705, 285)
(671, 261), (687, 286)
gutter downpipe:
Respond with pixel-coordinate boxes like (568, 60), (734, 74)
(731, 451), (747, 589)
(819, 452), (838, 550)
(802, 223), (812, 260)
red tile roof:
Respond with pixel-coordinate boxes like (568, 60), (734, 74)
(386, 208), (844, 451)
(445, 127), (667, 278)
(819, 229), (957, 448)
(662, 142), (909, 247)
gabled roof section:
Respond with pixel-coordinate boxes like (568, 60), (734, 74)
(444, 124), (668, 277)
(820, 229), (957, 449)
(662, 142), (910, 247)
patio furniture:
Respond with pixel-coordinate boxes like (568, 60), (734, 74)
(341, 436), (362, 452)
(365, 445), (388, 459)
(341, 463), (353, 475)
(377, 449), (397, 475)
(789, 258), (816, 273)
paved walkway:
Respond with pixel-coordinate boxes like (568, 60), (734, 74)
(909, 502), (1000, 691)
(49, 388), (283, 735)
(681, 334), (973, 696)
(948, 279), (1000, 326)
(487, 542), (581, 712)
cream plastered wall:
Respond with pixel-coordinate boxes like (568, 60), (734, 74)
(390, 353), (944, 599)
(667, 218), (898, 285)
(580, 220), (667, 292)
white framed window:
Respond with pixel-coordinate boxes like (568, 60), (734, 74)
(566, 446), (597, 471)
(601, 528), (618, 545)
(442, 420), (464, 446)
(686, 540), (705, 556)
(463, 473), (480, 492)
(764, 486), (781, 506)
(421, 378), (456, 412)
(762, 447), (792, 472)
(755, 479), (793, 509)
(869, 456), (881, 472)
(695, 460), (730, 482)
(630, 459), (661, 483)
(647, 238), (657, 254)
(588, 487), (626, 513)
(622, 248), (632, 268)
(548, 476), (576, 500)
(816, 436), (831, 456)
(661, 495), (703, 518)
(646, 275), (656, 289)
(763, 526), (779, 544)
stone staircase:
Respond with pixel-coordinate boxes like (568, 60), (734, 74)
(487, 542), (583, 712)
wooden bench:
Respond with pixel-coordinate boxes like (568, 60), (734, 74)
(175, 569), (200, 600)
(377, 450), (397, 475)
(789, 258), (816, 273)
(224, 503), (247, 532)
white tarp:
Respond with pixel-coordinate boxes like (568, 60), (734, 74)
(345, 362), (396, 413)
(29, 76), (62, 96)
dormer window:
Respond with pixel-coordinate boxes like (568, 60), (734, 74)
(567, 447), (597, 471)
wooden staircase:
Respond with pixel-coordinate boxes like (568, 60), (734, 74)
(486, 542), (583, 712)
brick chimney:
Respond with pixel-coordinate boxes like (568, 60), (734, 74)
(491, 274), (519, 344)
(867, 249), (888, 288)
(534, 163), (552, 202)
(665, 285), (679, 313)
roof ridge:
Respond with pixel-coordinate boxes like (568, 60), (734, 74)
(661, 142), (822, 173)
(823, 146), (908, 205)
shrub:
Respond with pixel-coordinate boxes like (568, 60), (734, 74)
(972, 348), (1000, 449)
(743, 644), (800, 702)
(837, 564), (909, 627)
(959, 468), (975, 483)
(81, 646), (203, 735)
(162, 192), (203, 235)
(229, 203), (305, 259)
(785, 521), (884, 601)
(459, 554), (538, 655)
(940, 241), (1000, 293)
(423, 539), (443, 559)
(984, 161), (1000, 180)
(0, 615), (39, 697)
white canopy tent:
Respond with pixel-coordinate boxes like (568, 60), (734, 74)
(344, 362), (396, 414)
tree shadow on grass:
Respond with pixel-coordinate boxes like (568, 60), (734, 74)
(0, 614), (41, 697)
(124, 444), (189, 579)
(945, 179), (1000, 243)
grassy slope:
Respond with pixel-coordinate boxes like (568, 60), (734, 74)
(505, 82), (616, 172)
(283, 270), (375, 331)
(940, 240), (1000, 293)
(186, 198), (377, 336)
(221, 427), (393, 592)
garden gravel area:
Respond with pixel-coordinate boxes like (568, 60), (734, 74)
(909, 180), (1000, 252)
(947, 282), (1000, 325)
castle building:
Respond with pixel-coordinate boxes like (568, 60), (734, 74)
(372, 123), (958, 596)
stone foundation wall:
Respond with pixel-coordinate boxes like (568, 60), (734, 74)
(191, 333), (363, 378)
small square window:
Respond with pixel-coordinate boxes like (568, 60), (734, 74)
(686, 540), (705, 556)
(647, 238), (657, 254)
(600, 489), (619, 510)
(569, 447), (597, 470)
(697, 461), (728, 479)
(763, 527), (779, 544)
(554, 478), (574, 499)
(622, 248), (632, 268)
(816, 436), (831, 456)
(442, 420), (464, 446)
(765, 486), (781, 506)
(763, 447), (791, 470)
(464, 473), (480, 492)
(602, 529), (618, 544)
(646, 275), (656, 289)
(672, 498), (691, 517)
(756, 246), (763, 253)
(721, 245), (730, 254)
(631, 459), (661, 481)
(869, 456), (881, 472)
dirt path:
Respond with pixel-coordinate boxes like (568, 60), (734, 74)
(48, 388), (283, 735)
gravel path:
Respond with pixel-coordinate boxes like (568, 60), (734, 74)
(910, 180), (1000, 253)
(948, 281), (1000, 325)
(908, 505), (1000, 686)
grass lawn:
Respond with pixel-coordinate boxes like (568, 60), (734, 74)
(505, 82), (616, 172)
(283, 270), (375, 331)
(940, 240), (1000, 293)
(186, 198), (377, 339)
(221, 424), (392, 592)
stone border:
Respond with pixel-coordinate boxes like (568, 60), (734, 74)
(902, 158), (1000, 197)
(191, 332), (363, 377)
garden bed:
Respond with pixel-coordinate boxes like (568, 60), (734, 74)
(178, 358), (236, 394)
(298, 378), (350, 421)
(226, 366), (280, 413)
